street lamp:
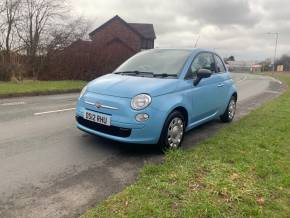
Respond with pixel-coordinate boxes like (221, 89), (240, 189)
(266, 32), (279, 73)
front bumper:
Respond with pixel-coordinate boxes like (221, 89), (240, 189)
(76, 96), (166, 144)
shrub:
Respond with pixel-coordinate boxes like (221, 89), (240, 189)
(0, 64), (24, 81)
(0, 65), (13, 81)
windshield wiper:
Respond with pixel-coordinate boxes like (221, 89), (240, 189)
(114, 71), (154, 76)
(115, 71), (178, 78)
(153, 73), (178, 78)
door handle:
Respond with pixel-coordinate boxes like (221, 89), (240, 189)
(217, 83), (225, 87)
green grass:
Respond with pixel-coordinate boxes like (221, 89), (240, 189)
(83, 74), (290, 218)
(0, 80), (86, 96)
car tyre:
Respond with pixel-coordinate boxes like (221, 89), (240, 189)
(220, 96), (237, 123)
(158, 111), (185, 152)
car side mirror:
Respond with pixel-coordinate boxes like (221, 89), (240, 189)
(193, 69), (212, 86)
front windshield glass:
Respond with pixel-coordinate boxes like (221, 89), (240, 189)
(115, 49), (192, 76)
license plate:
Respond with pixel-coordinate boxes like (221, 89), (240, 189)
(84, 110), (111, 126)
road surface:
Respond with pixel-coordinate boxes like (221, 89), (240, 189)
(0, 73), (284, 218)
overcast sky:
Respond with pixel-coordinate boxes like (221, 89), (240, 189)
(70, 0), (290, 61)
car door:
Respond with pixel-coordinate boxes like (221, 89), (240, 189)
(213, 54), (229, 112)
(185, 52), (220, 125)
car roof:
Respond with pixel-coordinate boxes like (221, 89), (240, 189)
(148, 48), (216, 55)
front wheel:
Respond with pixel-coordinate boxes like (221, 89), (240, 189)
(158, 111), (185, 151)
(220, 96), (237, 122)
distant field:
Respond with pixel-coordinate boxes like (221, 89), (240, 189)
(83, 74), (290, 217)
(0, 80), (86, 97)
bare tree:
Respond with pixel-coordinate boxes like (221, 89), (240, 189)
(0, 0), (21, 60)
(16, 0), (66, 78)
(47, 16), (92, 53)
(5, 0), (20, 53)
(0, 3), (5, 50)
(276, 54), (290, 71)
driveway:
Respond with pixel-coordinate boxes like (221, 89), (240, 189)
(0, 73), (284, 218)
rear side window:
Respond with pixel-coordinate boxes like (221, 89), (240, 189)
(214, 55), (226, 73)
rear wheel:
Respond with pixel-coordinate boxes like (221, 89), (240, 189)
(158, 111), (185, 151)
(220, 96), (237, 122)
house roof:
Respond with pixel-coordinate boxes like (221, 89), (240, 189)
(89, 15), (156, 40)
(128, 23), (156, 39)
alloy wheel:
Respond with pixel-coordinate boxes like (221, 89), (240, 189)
(167, 117), (184, 148)
(228, 99), (236, 120)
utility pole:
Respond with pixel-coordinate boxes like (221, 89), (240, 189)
(266, 32), (279, 73)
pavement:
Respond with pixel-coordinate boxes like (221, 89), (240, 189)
(0, 73), (285, 218)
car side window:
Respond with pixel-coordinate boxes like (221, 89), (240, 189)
(214, 55), (226, 73)
(188, 53), (216, 78)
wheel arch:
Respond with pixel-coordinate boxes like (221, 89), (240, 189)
(232, 91), (238, 101)
(167, 105), (189, 128)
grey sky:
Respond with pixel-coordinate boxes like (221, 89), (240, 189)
(71, 0), (290, 61)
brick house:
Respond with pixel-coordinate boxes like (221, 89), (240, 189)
(89, 15), (156, 51)
(44, 15), (156, 80)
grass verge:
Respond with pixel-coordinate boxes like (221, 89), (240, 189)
(83, 75), (290, 218)
(0, 80), (86, 98)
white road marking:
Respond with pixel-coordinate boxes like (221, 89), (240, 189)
(237, 75), (248, 83)
(1, 101), (26, 106)
(270, 77), (283, 84)
(265, 90), (282, 94)
(34, 108), (75, 116)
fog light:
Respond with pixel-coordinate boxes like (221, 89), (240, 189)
(136, 113), (149, 122)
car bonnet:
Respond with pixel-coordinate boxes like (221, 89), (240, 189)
(86, 74), (179, 98)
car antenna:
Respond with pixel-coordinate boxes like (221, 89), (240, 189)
(194, 34), (200, 48)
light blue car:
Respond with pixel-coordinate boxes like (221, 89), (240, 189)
(76, 48), (237, 150)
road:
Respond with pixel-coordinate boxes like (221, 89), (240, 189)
(0, 73), (284, 218)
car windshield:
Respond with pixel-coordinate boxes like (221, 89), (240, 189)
(114, 49), (192, 77)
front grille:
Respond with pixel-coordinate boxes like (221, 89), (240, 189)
(76, 116), (131, 138)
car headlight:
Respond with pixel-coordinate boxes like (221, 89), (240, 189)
(79, 85), (87, 98)
(131, 94), (151, 110)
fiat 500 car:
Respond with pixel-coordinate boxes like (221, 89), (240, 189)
(76, 48), (237, 150)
